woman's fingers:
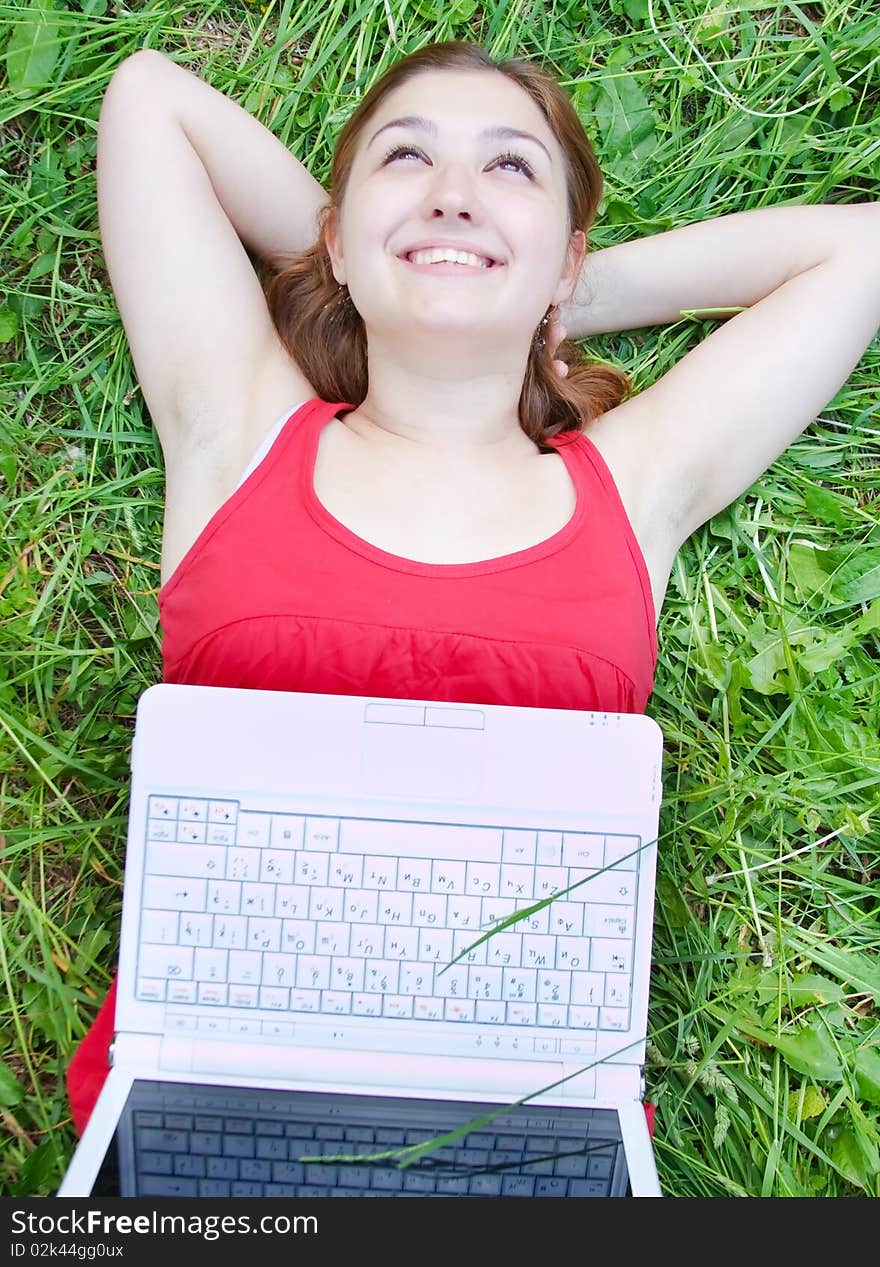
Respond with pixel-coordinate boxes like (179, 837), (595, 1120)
(547, 318), (567, 350)
(547, 318), (568, 379)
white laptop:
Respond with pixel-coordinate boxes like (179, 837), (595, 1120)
(60, 684), (664, 1198)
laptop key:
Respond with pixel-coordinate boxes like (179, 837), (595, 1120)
(140, 1176), (198, 1197)
(241, 1160), (272, 1182)
(225, 1118), (254, 1134)
(206, 1156), (238, 1179)
(134, 1112), (163, 1128)
(139, 1129), (188, 1153)
(173, 1155), (206, 1178)
(271, 1160), (304, 1182)
(223, 1135), (255, 1159)
(464, 1133), (495, 1149)
(256, 1120), (284, 1136)
(534, 1177), (568, 1196)
(199, 1180), (231, 1197)
(287, 1137), (314, 1157)
(254, 1138), (286, 1162)
(525, 1135), (556, 1151)
(554, 1154), (590, 1177)
(497, 1134), (526, 1150)
(190, 1132), (222, 1155)
(371, 1168), (404, 1191)
(319, 1140), (347, 1157)
(338, 1166), (373, 1187)
(436, 1175), (470, 1194)
(469, 1173), (504, 1195)
(569, 1178), (612, 1196)
(501, 1175), (536, 1196)
(224, 1140), (254, 1160)
(139, 1152), (173, 1175)
(305, 1165), (337, 1184)
(232, 1182), (264, 1197)
(402, 1172), (437, 1193)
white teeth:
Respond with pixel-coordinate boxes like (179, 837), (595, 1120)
(406, 248), (492, 268)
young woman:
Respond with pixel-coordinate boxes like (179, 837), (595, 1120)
(67, 40), (880, 1136)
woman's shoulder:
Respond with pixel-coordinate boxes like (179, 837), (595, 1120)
(159, 352), (320, 589)
(240, 343), (319, 469)
(579, 398), (682, 616)
(582, 396), (670, 530)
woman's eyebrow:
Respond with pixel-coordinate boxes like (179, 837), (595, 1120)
(368, 114), (552, 163)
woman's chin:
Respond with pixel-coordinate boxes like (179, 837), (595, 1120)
(370, 311), (524, 345)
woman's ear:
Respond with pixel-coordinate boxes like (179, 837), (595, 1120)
(322, 205), (346, 285)
(554, 229), (586, 307)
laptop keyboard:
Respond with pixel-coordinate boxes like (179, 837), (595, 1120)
(120, 1081), (628, 1197)
(136, 798), (638, 1041)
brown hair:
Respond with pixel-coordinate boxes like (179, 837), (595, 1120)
(263, 40), (631, 447)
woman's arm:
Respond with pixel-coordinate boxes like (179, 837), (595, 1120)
(560, 201), (880, 338)
(574, 201), (880, 546)
(127, 49), (330, 263)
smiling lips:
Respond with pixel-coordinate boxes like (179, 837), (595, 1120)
(399, 246), (503, 276)
(406, 246), (495, 267)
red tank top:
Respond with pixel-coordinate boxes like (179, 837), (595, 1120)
(159, 398), (657, 710)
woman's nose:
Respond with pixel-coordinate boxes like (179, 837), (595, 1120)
(423, 162), (483, 219)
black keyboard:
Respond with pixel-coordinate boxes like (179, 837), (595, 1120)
(117, 1080), (628, 1197)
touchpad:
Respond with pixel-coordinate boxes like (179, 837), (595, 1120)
(361, 723), (484, 801)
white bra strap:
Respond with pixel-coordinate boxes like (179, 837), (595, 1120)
(234, 401), (307, 492)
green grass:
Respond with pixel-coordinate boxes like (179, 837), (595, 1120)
(2, 0), (879, 1197)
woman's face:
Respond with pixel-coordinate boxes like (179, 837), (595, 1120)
(324, 68), (585, 365)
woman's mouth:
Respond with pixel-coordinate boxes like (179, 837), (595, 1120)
(398, 248), (502, 275)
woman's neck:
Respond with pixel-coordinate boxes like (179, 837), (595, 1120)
(346, 347), (539, 460)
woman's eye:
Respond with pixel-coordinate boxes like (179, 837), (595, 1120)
(382, 145), (533, 178)
(382, 145), (424, 163)
(495, 151), (534, 177)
